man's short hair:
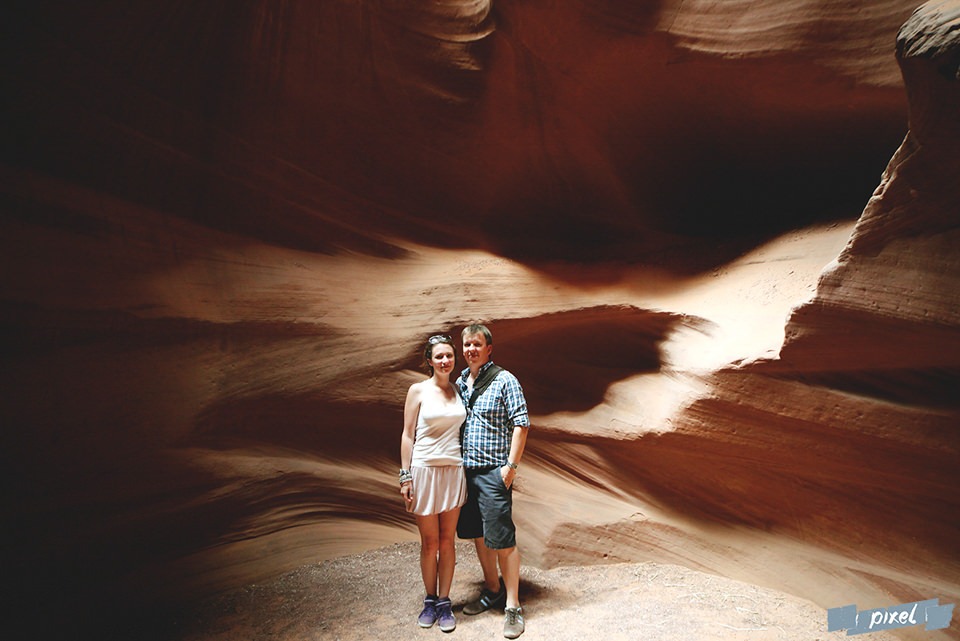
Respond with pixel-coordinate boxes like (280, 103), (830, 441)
(461, 323), (493, 345)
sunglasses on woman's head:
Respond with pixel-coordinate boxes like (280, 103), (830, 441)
(428, 335), (452, 344)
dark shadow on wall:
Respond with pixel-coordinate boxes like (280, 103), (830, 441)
(1, 2), (907, 271)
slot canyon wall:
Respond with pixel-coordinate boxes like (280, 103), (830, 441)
(2, 0), (958, 638)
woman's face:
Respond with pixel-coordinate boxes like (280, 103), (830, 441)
(429, 343), (456, 375)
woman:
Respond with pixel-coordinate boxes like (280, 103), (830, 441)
(399, 334), (467, 632)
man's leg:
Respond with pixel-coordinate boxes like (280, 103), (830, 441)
(460, 470), (505, 615)
(462, 536), (506, 615)
(498, 545), (525, 638)
(474, 536), (501, 592)
(497, 545), (521, 608)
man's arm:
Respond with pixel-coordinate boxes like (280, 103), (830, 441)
(501, 371), (529, 428)
(500, 372), (530, 488)
(501, 424), (529, 489)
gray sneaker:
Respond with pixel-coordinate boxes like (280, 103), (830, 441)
(503, 606), (524, 639)
(463, 578), (506, 615)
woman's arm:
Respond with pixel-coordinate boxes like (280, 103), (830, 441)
(399, 383), (420, 505)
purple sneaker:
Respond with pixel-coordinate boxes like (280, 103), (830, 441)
(436, 597), (456, 632)
(418, 595), (438, 628)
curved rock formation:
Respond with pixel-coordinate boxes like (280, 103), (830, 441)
(1, 1), (957, 639)
(2, 0), (913, 258)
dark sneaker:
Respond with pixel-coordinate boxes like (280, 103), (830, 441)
(503, 606), (525, 639)
(436, 597), (456, 632)
(462, 578), (506, 615)
(418, 595), (438, 628)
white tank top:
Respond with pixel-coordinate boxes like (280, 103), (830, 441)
(411, 389), (467, 466)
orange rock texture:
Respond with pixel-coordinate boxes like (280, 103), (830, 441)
(1, 1), (957, 638)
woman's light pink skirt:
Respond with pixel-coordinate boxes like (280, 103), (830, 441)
(410, 465), (467, 516)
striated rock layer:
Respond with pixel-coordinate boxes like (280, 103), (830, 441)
(1, 1), (958, 640)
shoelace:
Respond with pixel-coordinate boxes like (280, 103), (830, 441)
(506, 608), (521, 624)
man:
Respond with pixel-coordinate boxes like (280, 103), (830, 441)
(456, 323), (530, 639)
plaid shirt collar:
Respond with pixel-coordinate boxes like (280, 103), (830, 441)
(459, 360), (496, 388)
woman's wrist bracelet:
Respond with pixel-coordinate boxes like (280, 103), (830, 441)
(399, 469), (413, 485)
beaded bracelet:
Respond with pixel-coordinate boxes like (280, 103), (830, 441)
(399, 469), (413, 485)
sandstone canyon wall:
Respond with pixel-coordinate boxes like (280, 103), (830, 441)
(1, 1), (958, 639)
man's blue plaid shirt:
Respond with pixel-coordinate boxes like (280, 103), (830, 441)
(456, 361), (530, 469)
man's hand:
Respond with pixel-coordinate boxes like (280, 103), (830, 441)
(501, 465), (517, 489)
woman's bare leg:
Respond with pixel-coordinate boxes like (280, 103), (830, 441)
(415, 513), (440, 595)
(437, 508), (460, 598)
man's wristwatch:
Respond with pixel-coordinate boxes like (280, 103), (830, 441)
(505, 461), (518, 470)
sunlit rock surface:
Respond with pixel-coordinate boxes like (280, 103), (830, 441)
(1, 1), (957, 638)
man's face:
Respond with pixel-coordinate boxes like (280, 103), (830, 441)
(462, 332), (492, 369)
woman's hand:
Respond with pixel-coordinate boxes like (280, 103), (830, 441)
(400, 481), (414, 509)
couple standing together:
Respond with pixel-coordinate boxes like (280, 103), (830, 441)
(399, 323), (529, 638)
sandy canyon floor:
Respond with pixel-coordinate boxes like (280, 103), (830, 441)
(166, 542), (902, 641)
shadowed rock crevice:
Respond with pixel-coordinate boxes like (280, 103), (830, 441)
(760, 367), (960, 409)
(0, 302), (338, 355)
(474, 306), (681, 413)
(192, 394), (401, 460)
